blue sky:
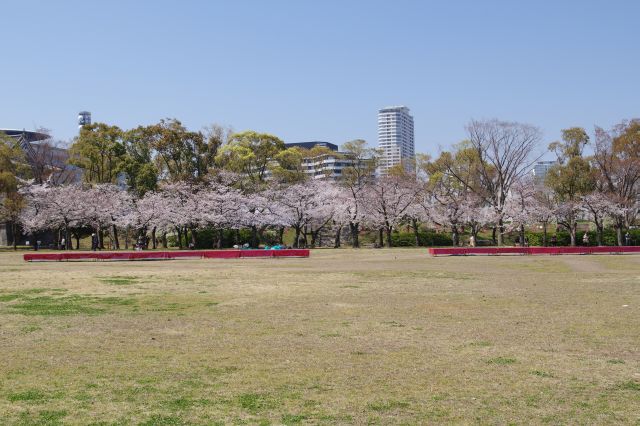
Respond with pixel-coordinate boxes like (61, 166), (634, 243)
(2, 0), (638, 156)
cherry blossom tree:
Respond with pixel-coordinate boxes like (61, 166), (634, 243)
(593, 122), (640, 245)
(198, 179), (247, 248)
(460, 193), (495, 242)
(504, 178), (538, 245)
(158, 182), (200, 248)
(121, 190), (170, 249)
(306, 182), (341, 247)
(363, 175), (420, 248)
(553, 200), (584, 246)
(84, 184), (132, 249)
(20, 184), (86, 249)
(581, 192), (619, 246)
(529, 189), (556, 246)
(275, 180), (336, 248)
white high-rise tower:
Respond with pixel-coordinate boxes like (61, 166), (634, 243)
(377, 106), (415, 174)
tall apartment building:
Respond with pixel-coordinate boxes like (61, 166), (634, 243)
(377, 106), (415, 174)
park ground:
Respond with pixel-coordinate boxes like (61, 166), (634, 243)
(0, 250), (639, 425)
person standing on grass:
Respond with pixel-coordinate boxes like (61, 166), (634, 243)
(582, 232), (590, 246)
(625, 232), (632, 246)
(60, 237), (66, 250)
(91, 233), (98, 251)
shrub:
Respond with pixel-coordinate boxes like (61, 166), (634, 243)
(390, 230), (453, 247)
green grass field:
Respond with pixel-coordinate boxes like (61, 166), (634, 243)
(0, 250), (639, 425)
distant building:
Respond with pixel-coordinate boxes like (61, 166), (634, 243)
(377, 106), (415, 174)
(284, 141), (362, 180)
(531, 160), (557, 183)
(0, 128), (81, 247)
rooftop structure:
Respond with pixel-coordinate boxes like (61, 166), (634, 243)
(0, 128), (50, 163)
(285, 141), (338, 151)
(78, 111), (91, 129)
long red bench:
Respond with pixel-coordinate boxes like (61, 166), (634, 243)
(428, 246), (640, 256)
(23, 249), (310, 262)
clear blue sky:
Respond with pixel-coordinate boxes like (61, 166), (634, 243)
(3, 0), (638, 156)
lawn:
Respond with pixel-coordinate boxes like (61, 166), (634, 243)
(0, 250), (638, 424)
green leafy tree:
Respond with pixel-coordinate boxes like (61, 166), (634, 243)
(270, 146), (308, 183)
(545, 127), (594, 246)
(69, 123), (126, 183)
(145, 119), (216, 183)
(0, 134), (30, 192)
(216, 130), (285, 188)
(121, 126), (159, 196)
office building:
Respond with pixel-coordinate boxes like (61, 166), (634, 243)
(531, 160), (557, 183)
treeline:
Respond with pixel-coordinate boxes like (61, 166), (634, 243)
(2, 117), (639, 250)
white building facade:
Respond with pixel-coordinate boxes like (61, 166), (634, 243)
(377, 106), (415, 174)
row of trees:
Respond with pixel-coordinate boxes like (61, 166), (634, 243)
(3, 118), (639, 249)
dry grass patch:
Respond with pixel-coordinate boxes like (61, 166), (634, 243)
(0, 250), (638, 423)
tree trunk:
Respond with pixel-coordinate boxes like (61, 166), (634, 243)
(616, 225), (623, 246)
(378, 228), (384, 247)
(519, 224), (526, 247)
(74, 233), (80, 250)
(112, 224), (120, 250)
(215, 229), (223, 249)
(491, 227), (497, 245)
(278, 227), (284, 245)
(293, 227), (301, 248)
(497, 219), (504, 246)
(11, 222), (17, 251)
(162, 232), (168, 249)
(451, 226), (459, 247)
(152, 227), (157, 249)
(350, 222), (360, 248)
(250, 226), (258, 248)
(64, 226), (72, 250)
(411, 218), (420, 247)
(386, 226), (392, 248)
(596, 225), (603, 246)
(190, 227), (197, 248)
(125, 226), (130, 250)
(334, 225), (341, 248)
(176, 227), (183, 249)
(570, 222), (577, 247)
(542, 222), (548, 247)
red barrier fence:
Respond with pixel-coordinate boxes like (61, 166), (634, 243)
(428, 246), (640, 256)
(23, 249), (310, 262)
